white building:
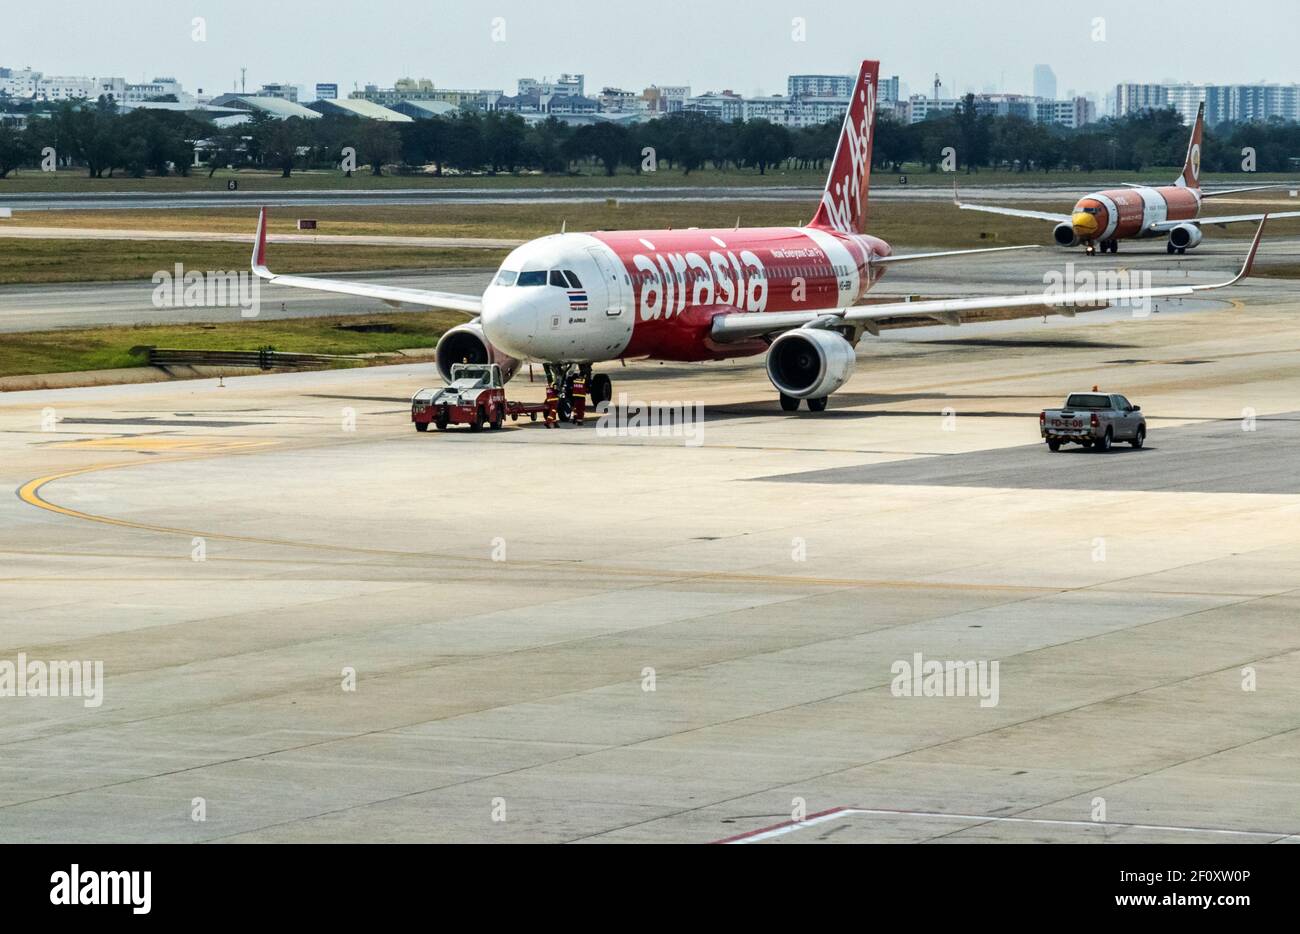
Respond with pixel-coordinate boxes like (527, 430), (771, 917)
(124, 77), (193, 105)
(257, 83), (299, 102)
(34, 74), (97, 101)
(0, 67), (41, 98)
(518, 73), (584, 98)
(684, 91), (744, 122)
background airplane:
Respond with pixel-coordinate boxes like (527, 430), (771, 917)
(251, 61), (1271, 417)
(955, 102), (1300, 255)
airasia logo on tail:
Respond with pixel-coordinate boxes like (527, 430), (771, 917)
(633, 249), (768, 319)
(815, 70), (876, 234)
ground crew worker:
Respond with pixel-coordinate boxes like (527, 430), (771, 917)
(572, 375), (588, 425)
(544, 383), (558, 429)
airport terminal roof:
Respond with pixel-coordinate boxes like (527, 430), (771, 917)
(208, 95), (322, 119)
(391, 99), (458, 118)
(308, 98), (413, 121)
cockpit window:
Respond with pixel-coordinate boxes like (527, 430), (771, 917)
(516, 270), (546, 287)
(494, 269), (518, 287)
(1081, 207), (1100, 214)
(563, 270), (582, 288)
(549, 270), (568, 287)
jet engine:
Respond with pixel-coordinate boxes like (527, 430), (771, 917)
(435, 320), (520, 383)
(1053, 223), (1080, 247)
(1168, 224), (1203, 250)
(765, 328), (857, 400)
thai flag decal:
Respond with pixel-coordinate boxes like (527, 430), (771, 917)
(567, 290), (588, 311)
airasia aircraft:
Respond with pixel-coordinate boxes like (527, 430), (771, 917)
(251, 60), (1268, 416)
(955, 101), (1299, 256)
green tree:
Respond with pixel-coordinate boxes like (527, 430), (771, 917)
(0, 123), (34, 178)
(253, 115), (307, 178)
(481, 111), (527, 174)
(358, 120), (401, 176)
(736, 119), (791, 175)
(570, 121), (630, 176)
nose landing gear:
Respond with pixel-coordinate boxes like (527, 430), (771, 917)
(543, 363), (613, 424)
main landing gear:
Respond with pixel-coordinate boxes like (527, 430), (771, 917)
(1166, 242), (1186, 255)
(779, 392), (829, 412)
(543, 363), (613, 424)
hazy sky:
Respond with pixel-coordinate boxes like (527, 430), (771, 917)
(4, 0), (1297, 100)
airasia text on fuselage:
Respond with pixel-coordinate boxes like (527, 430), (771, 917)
(632, 248), (770, 319)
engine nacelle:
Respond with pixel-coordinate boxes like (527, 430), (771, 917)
(1168, 223), (1203, 250)
(435, 321), (520, 384)
(766, 328), (857, 400)
(1053, 222), (1080, 247)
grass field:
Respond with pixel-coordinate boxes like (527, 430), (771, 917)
(0, 238), (509, 285)
(2, 165), (1295, 193)
(0, 311), (462, 378)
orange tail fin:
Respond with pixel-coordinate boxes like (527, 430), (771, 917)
(1177, 102), (1205, 189)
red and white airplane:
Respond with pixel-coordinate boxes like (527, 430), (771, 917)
(955, 101), (1299, 256)
(251, 60), (1268, 415)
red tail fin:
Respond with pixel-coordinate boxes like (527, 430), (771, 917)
(1177, 102), (1204, 189)
(808, 60), (879, 234)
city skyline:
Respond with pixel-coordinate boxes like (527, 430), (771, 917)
(4, 0), (1299, 107)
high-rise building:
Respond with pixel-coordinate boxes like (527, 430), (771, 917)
(1115, 83), (1168, 116)
(1115, 81), (1300, 124)
(787, 74), (855, 99)
(1033, 65), (1057, 101)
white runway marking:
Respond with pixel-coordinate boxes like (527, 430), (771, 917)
(718, 807), (1299, 843)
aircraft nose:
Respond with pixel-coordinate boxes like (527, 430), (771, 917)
(1072, 211), (1098, 235)
(481, 291), (538, 358)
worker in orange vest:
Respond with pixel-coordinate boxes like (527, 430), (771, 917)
(544, 383), (558, 428)
(572, 375), (588, 425)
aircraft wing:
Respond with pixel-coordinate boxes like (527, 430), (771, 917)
(952, 200), (1072, 224)
(1122, 182), (1287, 198)
(711, 217), (1268, 344)
(952, 182), (1071, 224)
(1202, 184), (1292, 198)
(1148, 210), (1300, 231)
(870, 244), (1041, 265)
(249, 208), (483, 314)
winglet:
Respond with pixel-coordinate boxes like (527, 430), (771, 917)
(1193, 215), (1267, 291)
(1240, 214), (1267, 280)
(251, 207), (270, 279)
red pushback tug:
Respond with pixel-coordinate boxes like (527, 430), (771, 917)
(411, 363), (549, 431)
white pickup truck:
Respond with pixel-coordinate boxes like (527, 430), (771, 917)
(1040, 391), (1146, 452)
